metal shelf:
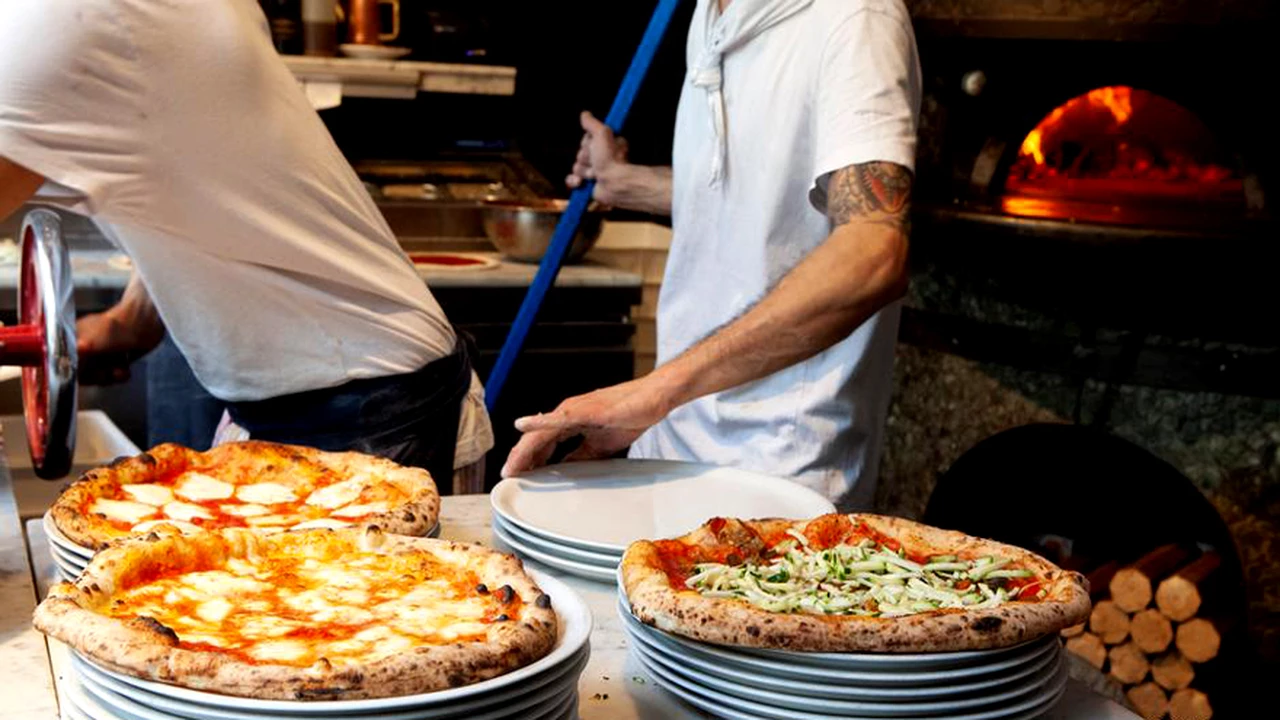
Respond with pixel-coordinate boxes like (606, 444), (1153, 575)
(282, 56), (516, 100)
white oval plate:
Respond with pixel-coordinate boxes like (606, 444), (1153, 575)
(492, 459), (835, 554)
(44, 510), (95, 558)
(630, 624), (1062, 717)
(492, 513), (620, 565)
(620, 599), (1060, 701)
(616, 594), (1059, 685)
(492, 521), (617, 583)
(86, 569), (591, 715)
(74, 645), (587, 720)
(54, 557), (85, 584)
(635, 647), (1068, 720)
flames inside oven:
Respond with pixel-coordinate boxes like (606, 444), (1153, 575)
(999, 86), (1245, 226)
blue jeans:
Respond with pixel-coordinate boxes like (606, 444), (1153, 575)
(224, 334), (475, 491)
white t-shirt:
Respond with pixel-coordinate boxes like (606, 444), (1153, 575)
(629, 0), (921, 508)
(0, 0), (455, 403)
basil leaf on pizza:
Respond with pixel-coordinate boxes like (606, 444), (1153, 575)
(621, 514), (1090, 652)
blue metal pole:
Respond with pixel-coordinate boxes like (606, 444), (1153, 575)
(485, 0), (684, 411)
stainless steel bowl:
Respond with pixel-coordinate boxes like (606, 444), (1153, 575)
(480, 199), (603, 264)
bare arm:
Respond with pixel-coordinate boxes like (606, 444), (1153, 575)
(76, 271), (166, 384)
(567, 112), (672, 216)
(502, 160), (912, 475)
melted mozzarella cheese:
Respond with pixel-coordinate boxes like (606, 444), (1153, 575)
(305, 478), (366, 509)
(220, 503), (271, 517)
(196, 597), (235, 623)
(91, 498), (159, 524)
(131, 519), (202, 535)
(248, 640), (309, 663)
(163, 501), (215, 522)
(244, 514), (302, 527)
(175, 472), (235, 501)
(329, 501), (391, 519)
(235, 482), (297, 505)
(239, 616), (304, 638)
(121, 484), (175, 506)
(181, 571), (271, 596)
(291, 518), (353, 530)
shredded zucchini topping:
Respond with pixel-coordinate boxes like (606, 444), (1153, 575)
(685, 533), (1043, 617)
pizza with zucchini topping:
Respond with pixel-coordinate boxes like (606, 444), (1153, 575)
(33, 527), (558, 699)
(621, 514), (1089, 652)
(50, 441), (439, 549)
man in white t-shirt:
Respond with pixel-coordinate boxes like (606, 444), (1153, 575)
(0, 0), (492, 484)
(503, 0), (920, 508)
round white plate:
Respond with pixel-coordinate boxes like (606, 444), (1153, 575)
(492, 513), (620, 565)
(54, 557), (84, 583)
(636, 647), (1068, 720)
(74, 647), (588, 720)
(44, 511), (95, 558)
(492, 459), (836, 554)
(340, 43), (412, 60)
(535, 688), (578, 720)
(86, 569), (591, 715)
(616, 595), (1059, 686)
(52, 543), (89, 570)
(64, 671), (126, 720)
(492, 521), (617, 583)
(621, 600), (1060, 701)
(632, 627), (1062, 718)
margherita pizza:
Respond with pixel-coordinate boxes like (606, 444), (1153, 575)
(621, 514), (1090, 652)
(50, 441), (439, 549)
(33, 526), (558, 699)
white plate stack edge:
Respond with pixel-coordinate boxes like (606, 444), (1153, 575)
(59, 569), (590, 720)
(617, 579), (1069, 720)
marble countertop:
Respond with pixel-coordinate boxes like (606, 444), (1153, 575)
(0, 249), (641, 293)
(4, 482), (1139, 720)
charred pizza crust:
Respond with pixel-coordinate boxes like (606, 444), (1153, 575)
(33, 527), (558, 699)
(51, 441), (440, 549)
(621, 514), (1090, 653)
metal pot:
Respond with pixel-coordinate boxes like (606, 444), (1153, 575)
(480, 199), (603, 264)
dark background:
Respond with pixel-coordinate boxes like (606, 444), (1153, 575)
(319, 1), (698, 189)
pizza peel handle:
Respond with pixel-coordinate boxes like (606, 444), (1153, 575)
(483, 0), (684, 411)
(0, 209), (78, 479)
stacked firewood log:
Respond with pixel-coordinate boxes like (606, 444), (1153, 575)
(1060, 545), (1227, 720)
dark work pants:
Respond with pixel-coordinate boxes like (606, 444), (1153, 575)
(225, 333), (476, 491)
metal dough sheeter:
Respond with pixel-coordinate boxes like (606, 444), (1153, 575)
(0, 209), (77, 479)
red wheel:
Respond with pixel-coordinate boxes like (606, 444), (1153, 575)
(16, 210), (77, 479)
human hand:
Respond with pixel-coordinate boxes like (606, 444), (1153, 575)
(75, 310), (161, 385)
(566, 111), (629, 206)
(501, 376), (674, 477)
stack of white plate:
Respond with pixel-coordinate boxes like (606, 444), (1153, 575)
(491, 459), (837, 583)
(619, 590), (1068, 720)
(60, 570), (589, 720)
(41, 510), (441, 583)
(43, 511), (93, 582)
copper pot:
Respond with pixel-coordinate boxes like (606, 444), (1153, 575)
(346, 0), (399, 46)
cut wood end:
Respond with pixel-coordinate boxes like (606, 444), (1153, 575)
(1090, 599), (1132, 644)
(1175, 618), (1222, 663)
(1110, 568), (1154, 612)
(1107, 641), (1151, 685)
(1066, 632), (1107, 670)
(1155, 576), (1202, 622)
(1150, 652), (1195, 691)
(1060, 622), (1086, 638)
(1125, 682), (1170, 720)
(1169, 688), (1212, 720)
(1131, 608), (1175, 654)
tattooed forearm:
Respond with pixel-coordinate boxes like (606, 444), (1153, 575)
(826, 161), (913, 233)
